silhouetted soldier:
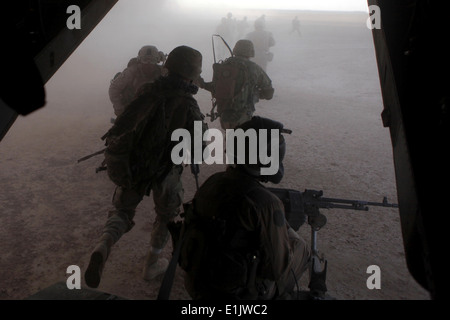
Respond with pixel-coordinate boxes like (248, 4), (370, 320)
(290, 16), (301, 36)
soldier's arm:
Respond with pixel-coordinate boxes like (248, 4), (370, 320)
(256, 69), (274, 100)
(196, 76), (214, 93)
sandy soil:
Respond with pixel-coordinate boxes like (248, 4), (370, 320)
(0, 3), (430, 301)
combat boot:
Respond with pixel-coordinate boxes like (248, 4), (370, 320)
(85, 233), (114, 288)
(142, 248), (169, 281)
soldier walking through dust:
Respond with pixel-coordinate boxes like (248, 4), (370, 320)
(84, 45), (208, 288)
(198, 39), (274, 130)
(109, 45), (167, 117)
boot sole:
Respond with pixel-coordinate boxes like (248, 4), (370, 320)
(85, 252), (104, 288)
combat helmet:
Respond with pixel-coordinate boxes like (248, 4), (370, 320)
(230, 116), (290, 184)
(233, 39), (255, 58)
(138, 45), (161, 64)
(164, 45), (202, 80)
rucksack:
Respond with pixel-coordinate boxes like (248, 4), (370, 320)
(109, 57), (138, 84)
(110, 72), (122, 84)
(102, 83), (169, 188)
(168, 180), (262, 299)
(212, 58), (252, 119)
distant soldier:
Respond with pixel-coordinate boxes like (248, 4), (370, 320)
(84, 45), (208, 288)
(290, 16), (301, 36)
(109, 45), (166, 117)
(245, 18), (275, 71)
(198, 39), (274, 129)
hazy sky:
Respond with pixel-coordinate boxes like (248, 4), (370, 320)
(177, 0), (370, 12)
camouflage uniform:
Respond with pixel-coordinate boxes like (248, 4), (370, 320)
(109, 45), (166, 116)
(199, 40), (274, 129)
(85, 46), (207, 288)
(180, 117), (310, 300)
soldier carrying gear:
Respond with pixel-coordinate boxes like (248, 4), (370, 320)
(176, 116), (310, 300)
(84, 45), (208, 289)
(109, 45), (167, 117)
(198, 39), (274, 130)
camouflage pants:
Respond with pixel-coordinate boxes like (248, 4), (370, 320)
(103, 165), (184, 250)
(281, 228), (311, 295)
(255, 228), (310, 300)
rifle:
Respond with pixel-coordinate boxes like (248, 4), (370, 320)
(77, 148), (107, 173)
(267, 187), (398, 300)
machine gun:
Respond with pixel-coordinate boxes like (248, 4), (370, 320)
(267, 187), (398, 300)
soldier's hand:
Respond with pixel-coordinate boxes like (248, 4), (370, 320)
(195, 76), (206, 89)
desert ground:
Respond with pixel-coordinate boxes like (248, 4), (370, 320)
(0, 2), (430, 301)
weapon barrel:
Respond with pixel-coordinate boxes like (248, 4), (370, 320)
(367, 196), (399, 208)
(318, 196), (398, 210)
(317, 197), (369, 211)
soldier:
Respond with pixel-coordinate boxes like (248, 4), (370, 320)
(290, 16), (301, 36)
(177, 116), (311, 300)
(199, 39), (274, 130)
(84, 45), (208, 288)
(245, 18), (275, 71)
(109, 45), (166, 117)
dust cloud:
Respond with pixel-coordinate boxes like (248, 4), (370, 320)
(0, 0), (430, 300)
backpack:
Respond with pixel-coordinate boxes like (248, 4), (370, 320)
(109, 58), (140, 107)
(110, 57), (138, 84)
(170, 181), (262, 299)
(212, 58), (252, 119)
(110, 72), (122, 84)
(102, 83), (169, 188)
